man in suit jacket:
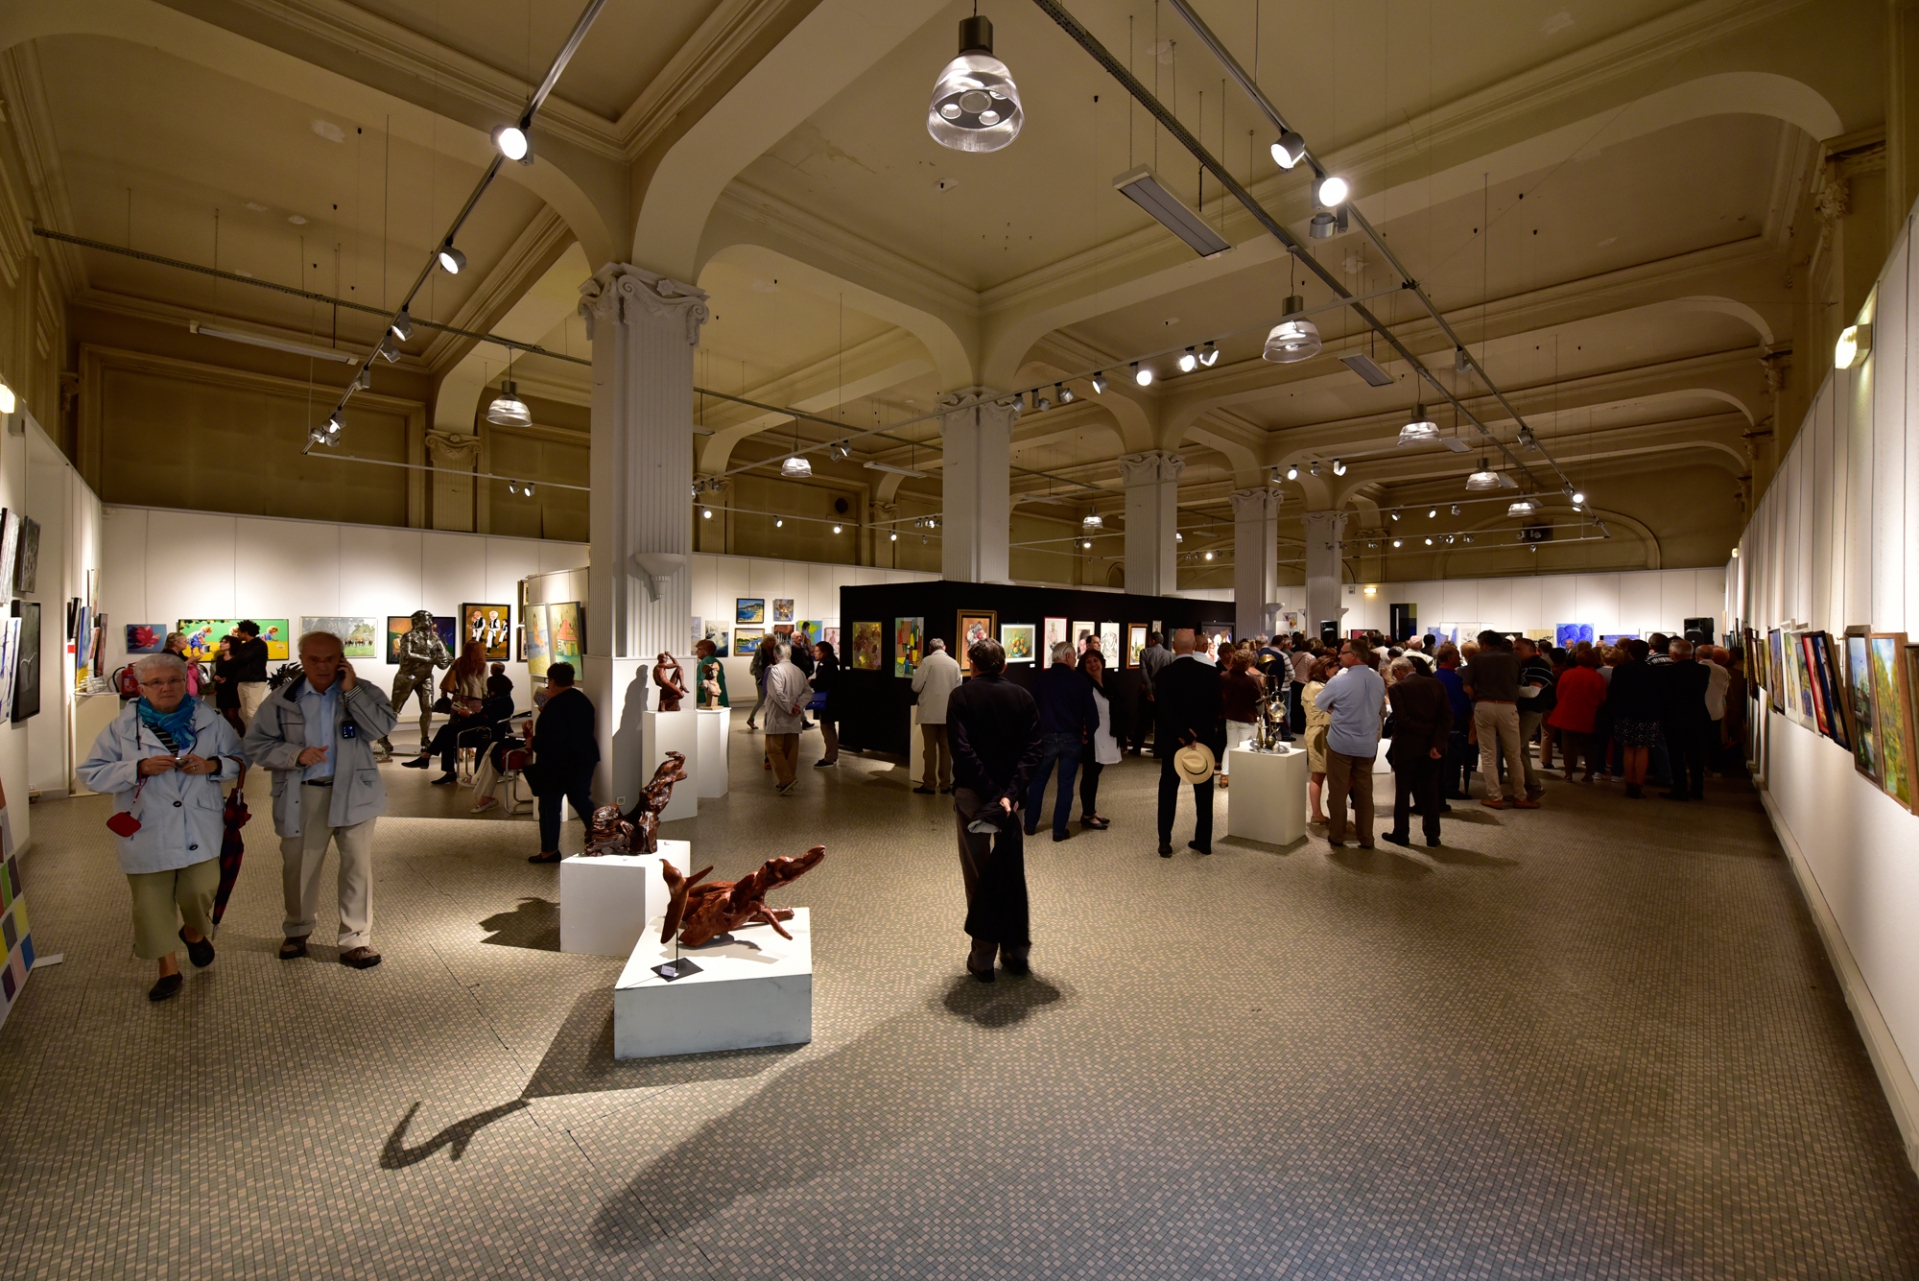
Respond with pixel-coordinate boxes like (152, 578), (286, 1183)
(1384, 657), (1452, 848)
(1658, 639), (1713, 801)
(525, 662), (599, 863)
(1153, 629), (1225, 857)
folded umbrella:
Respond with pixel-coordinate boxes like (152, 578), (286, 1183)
(213, 773), (251, 925)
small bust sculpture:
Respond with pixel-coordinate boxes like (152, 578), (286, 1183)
(653, 651), (688, 712)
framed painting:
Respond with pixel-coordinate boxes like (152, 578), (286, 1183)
(958, 610), (996, 653)
(733, 628), (764, 657)
(851, 622), (883, 671)
(10, 602), (39, 722)
(1555, 623), (1593, 648)
(125, 624), (169, 655)
(1791, 630), (1816, 721)
(1844, 628), (1879, 782)
(462, 603), (513, 661)
(1768, 629), (1787, 714)
(1042, 617), (1069, 667)
(1869, 632), (1916, 811)
(1127, 624), (1149, 669)
(1000, 622), (1035, 664)
(0, 617), (15, 724)
(1072, 621), (1097, 655)
(1810, 632), (1849, 750)
(301, 616), (380, 659)
(795, 620), (824, 651)
(521, 604), (552, 676)
(13, 516), (38, 594)
(1099, 621), (1121, 662)
(1800, 634), (1830, 738)
(894, 616), (924, 677)
(737, 598), (766, 625)
(253, 620), (292, 661)
(823, 626), (840, 649)
(175, 619), (241, 663)
(773, 598), (795, 624)
(548, 602), (583, 665)
(387, 615), (457, 666)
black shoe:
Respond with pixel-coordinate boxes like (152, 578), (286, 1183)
(814, 759), (836, 768)
(1000, 955), (1031, 977)
(1158, 843), (1174, 858)
(1438, 803), (1454, 813)
(913, 785), (934, 794)
(148, 973), (183, 1002)
(1023, 825), (1039, 837)
(1188, 841), (1211, 855)
(339, 946), (382, 970)
(1661, 790), (1689, 801)
(1053, 829), (1072, 842)
(279, 936), (309, 960)
(1426, 835), (1442, 848)
(401, 756), (431, 769)
(1626, 784), (1643, 799)
(966, 962), (996, 984)
(1080, 815), (1110, 830)
(1382, 831), (1411, 847)
(431, 772), (458, 785)
(178, 928), (215, 969)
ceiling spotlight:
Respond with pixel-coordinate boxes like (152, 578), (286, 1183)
(1091, 371), (1108, 394)
(1178, 347), (1199, 373)
(1082, 509), (1104, 529)
(699, 506), (711, 519)
(1331, 459), (1346, 476)
(389, 309), (414, 341)
(928, 15), (1022, 153)
(1285, 464), (1299, 481)
(324, 416), (342, 438)
(1392, 539), (1402, 548)
(376, 336), (400, 363)
(352, 367), (372, 391)
(1396, 404), (1438, 447)
(0, 381), (15, 414)
(1268, 467), (1282, 484)
(1446, 534), (1456, 544)
(1203, 550), (1214, 561)
(828, 441), (851, 461)
(890, 530), (899, 542)
(781, 455), (813, 479)
(775, 518), (784, 528)
(1508, 498), (1539, 518)
(508, 481), (520, 496)
(1464, 534), (1473, 544)
(1571, 490), (1586, 504)
(1057, 382), (1073, 403)
(1200, 341), (1219, 367)
(1517, 427), (1538, 450)
(486, 381), (531, 428)
(493, 124), (530, 163)
(1309, 461), (1321, 477)
(1455, 348), (1471, 374)
(1082, 539), (1094, 549)
(1428, 508), (1437, 519)
(1451, 504), (1461, 516)
(1424, 537), (1434, 546)
(1315, 175), (1349, 207)
(832, 524), (843, 534)
(1034, 393), (1052, 411)
(1011, 391), (1026, 411)
(1389, 510), (1400, 521)
(1176, 531), (1185, 542)
(1263, 294), (1322, 363)
(1270, 130), (1306, 169)
(436, 244), (466, 274)
(1835, 323), (1871, 369)
(1133, 362), (1153, 387)
(1308, 211), (1338, 240)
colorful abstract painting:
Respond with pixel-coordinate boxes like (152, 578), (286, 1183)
(893, 617), (923, 677)
(125, 624), (168, 655)
(548, 602), (583, 666)
(851, 622), (882, 671)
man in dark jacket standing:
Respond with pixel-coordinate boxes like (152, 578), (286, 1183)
(1659, 639), (1713, 801)
(1383, 657), (1452, 848)
(1513, 637), (1556, 801)
(947, 637), (1044, 982)
(1026, 641), (1098, 841)
(1153, 629), (1225, 857)
(527, 662), (599, 863)
(228, 620), (271, 728)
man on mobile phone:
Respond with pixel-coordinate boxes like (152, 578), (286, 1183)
(245, 630), (398, 969)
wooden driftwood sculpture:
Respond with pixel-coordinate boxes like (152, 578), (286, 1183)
(582, 804), (634, 857)
(622, 751), (688, 854)
(659, 845), (826, 947)
(653, 652), (688, 712)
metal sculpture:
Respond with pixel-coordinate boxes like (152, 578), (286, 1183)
(659, 845), (826, 947)
(653, 652), (688, 712)
(383, 609), (451, 755)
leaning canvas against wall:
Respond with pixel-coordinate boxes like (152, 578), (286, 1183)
(1844, 629), (1880, 782)
(521, 604), (551, 676)
(11, 603), (40, 722)
(1869, 633), (1916, 811)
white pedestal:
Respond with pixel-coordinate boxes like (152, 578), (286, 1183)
(639, 710), (699, 820)
(1226, 746), (1308, 845)
(559, 838), (686, 957)
(613, 907), (814, 1059)
(696, 707), (730, 798)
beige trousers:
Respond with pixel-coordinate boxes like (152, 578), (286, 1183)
(767, 733), (800, 786)
(237, 682), (269, 728)
(281, 782), (378, 948)
(920, 724), (952, 790)
(1474, 702), (1526, 802)
(126, 859), (218, 959)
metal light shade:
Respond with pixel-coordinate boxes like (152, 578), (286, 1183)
(928, 17), (1022, 153)
(1465, 459), (1516, 491)
(1082, 510), (1103, 528)
(1396, 405), (1439, 447)
(1508, 498), (1539, 518)
(1264, 318), (1322, 364)
(780, 454), (813, 479)
(486, 382), (531, 427)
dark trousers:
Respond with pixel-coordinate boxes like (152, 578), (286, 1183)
(537, 768), (596, 852)
(1079, 759), (1103, 816)
(424, 716), (480, 772)
(1289, 683), (1306, 733)
(1131, 690), (1154, 753)
(952, 787), (1030, 958)
(1157, 753), (1215, 851)
(1026, 732), (1082, 835)
(1665, 724), (1708, 797)
(1390, 748), (1442, 843)
(1443, 729), (1472, 797)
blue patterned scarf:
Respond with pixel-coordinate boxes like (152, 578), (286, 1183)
(137, 696), (199, 755)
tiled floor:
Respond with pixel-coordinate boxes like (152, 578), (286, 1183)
(3, 726), (1917, 1279)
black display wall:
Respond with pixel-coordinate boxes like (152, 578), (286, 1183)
(833, 580), (1234, 756)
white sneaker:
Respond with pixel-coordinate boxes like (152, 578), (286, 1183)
(470, 796), (498, 813)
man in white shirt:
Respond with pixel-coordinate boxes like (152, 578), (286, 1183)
(1701, 644), (1730, 769)
(911, 638), (964, 794)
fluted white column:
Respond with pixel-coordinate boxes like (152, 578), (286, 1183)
(939, 389), (1015, 583)
(1301, 509), (1348, 641)
(1229, 487), (1281, 639)
(1120, 450), (1184, 596)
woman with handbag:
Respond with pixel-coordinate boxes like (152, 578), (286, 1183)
(78, 651), (245, 1002)
(811, 640), (841, 767)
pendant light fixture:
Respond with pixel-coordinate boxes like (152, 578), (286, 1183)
(928, 13), (1022, 153)
(1396, 403), (1438, 447)
(1508, 497), (1539, 518)
(1465, 458), (1515, 491)
(1263, 293), (1321, 364)
(781, 454), (813, 479)
(1082, 508), (1103, 529)
(486, 381), (531, 427)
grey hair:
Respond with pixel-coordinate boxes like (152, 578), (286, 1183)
(1388, 656), (1416, 678)
(928, 637), (946, 651)
(297, 629), (344, 654)
(134, 652), (188, 680)
(1051, 641), (1077, 665)
(776, 642), (792, 661)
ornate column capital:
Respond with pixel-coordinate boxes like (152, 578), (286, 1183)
(1119, 450), (1185, 486)
(424, 429), (482, 469)
(578, 263), (710, 345)
(1229, 487), (1281, 520)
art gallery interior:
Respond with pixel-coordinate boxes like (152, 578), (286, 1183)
(1, 0), (1918, 1275)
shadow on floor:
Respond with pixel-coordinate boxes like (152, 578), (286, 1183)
(521, 988), (801, 1100)
(478, 897), (561, 951)
(1328, 846), (1434, 879)
(1218, 834), (1309, 857)
(381, 1099), (530, 1168)
(939, 972), (1067, 1028)
(1425, 844), (1522, 868)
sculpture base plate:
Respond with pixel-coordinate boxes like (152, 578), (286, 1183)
(651, 958), (703, 982)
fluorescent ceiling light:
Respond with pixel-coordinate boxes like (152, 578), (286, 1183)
(1340, 353), (1393, 387)
(1441, 437), (1471, 453)
(1114, 165), (1231, 258)
(863, 460), (927, 478)
(189, 321), (358, 364)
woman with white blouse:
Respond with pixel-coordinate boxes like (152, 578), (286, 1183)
(1076, 648), (1124, 830)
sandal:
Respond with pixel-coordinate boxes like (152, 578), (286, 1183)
(527, 850), (563, 864)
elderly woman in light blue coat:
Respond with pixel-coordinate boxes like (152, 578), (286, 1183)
(78, 651), (244, 1002)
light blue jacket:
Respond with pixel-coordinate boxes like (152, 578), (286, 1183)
(244, 674), (399, 838)
(1316, 662), (1386, 758)
(78, 701), (243, 875)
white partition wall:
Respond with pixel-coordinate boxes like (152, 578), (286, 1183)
(1736, 200), (1919, 1176)
(1331, 566), (1728, 639)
